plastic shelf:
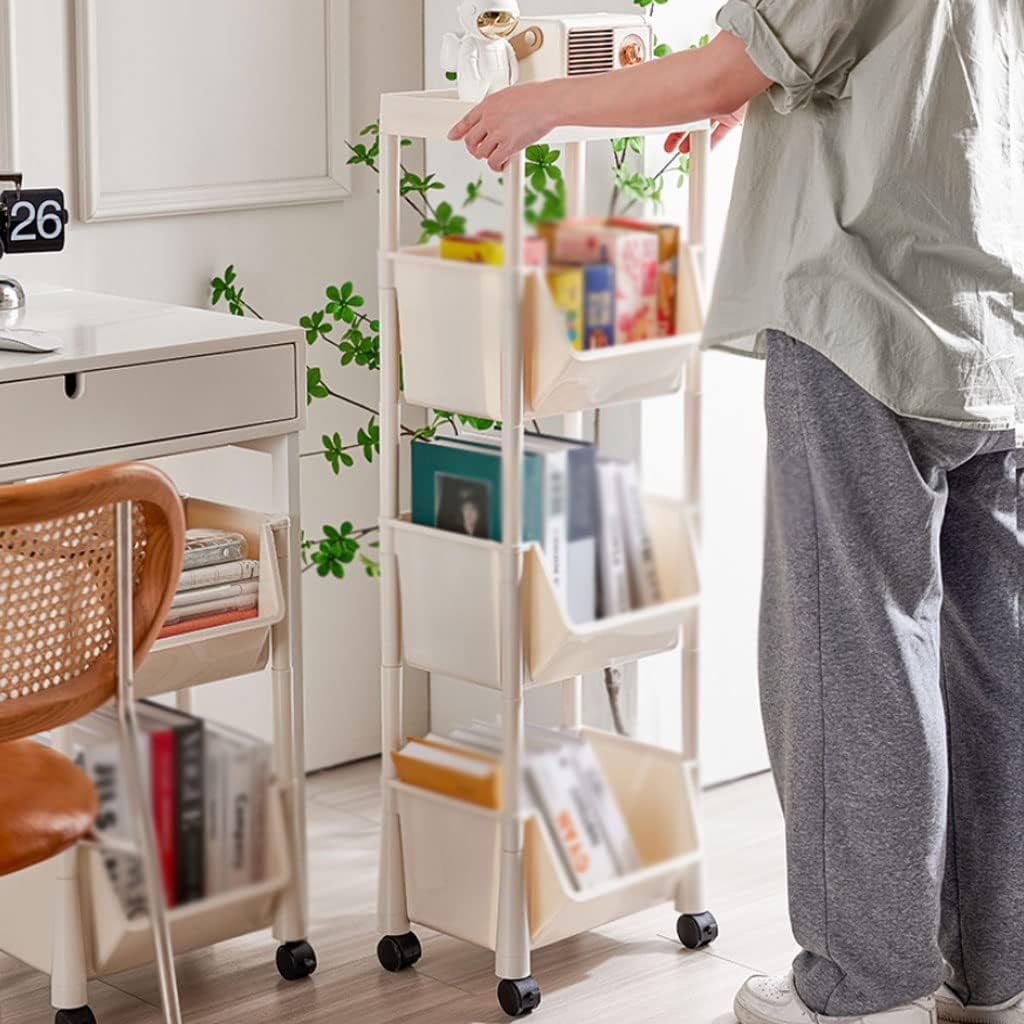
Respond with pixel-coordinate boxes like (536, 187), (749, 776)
(136, 498), (286, 698)
(391, 246), (703, 421)
(393, 728), (702, 950)
(387, 496), (699, 689)
(0, 783), (291, 979)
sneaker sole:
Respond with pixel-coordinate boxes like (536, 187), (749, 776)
(734, 993), (809, 1024)
(938, 1010), (1008, 1024)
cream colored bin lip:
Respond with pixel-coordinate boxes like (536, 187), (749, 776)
(390, 246), (703, 420)
(137, 498), (286, 698)
(84, 782), (292, 977)
(391, 728), (702, 951)
(386, 496), (700, 688)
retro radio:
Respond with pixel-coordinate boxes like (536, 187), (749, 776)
(511, 13), (653, 82)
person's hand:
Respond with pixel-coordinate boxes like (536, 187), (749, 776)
(665, 104), (747, 155)
(448, 82), (558, 171)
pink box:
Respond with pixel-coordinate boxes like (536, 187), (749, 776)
(551, 226), (658, 344)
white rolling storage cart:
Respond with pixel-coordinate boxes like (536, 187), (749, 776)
(374, 89), (716, 1018)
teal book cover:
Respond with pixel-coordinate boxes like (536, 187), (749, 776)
(412, 438), (543, 543)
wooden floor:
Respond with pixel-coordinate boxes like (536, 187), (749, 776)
(0, 762), (797, 1024)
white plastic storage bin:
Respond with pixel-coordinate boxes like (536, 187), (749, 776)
(136, 499), (287, 698)
(389, 497), (699, 688)
(394, 728), (702, 950)
(0, 784), (291, 978)
(391, 246), (703, 421)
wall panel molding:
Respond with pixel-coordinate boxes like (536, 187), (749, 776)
(0, 0), (17, 170)
(75, 0), (351, 222)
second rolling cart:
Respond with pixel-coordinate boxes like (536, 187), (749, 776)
(374, 88), (716, 1018)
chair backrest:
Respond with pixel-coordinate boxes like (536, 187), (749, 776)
(0, 462), (185, 743)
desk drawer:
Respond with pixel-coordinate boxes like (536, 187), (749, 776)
(0, 345), (296, 465)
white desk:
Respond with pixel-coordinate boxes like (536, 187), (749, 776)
(0, 283), (312, 1009)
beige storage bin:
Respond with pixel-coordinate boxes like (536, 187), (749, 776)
(389, 497), (699, 688)
(0, 784), (291, 978)
(391, 246), (703, 421)
(394, 728), (702, 951)
(136, 499), (286, 698)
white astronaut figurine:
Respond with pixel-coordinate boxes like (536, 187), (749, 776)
(441, 0), (520, 104)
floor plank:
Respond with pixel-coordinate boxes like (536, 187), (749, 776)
(0, 761), (792, 1023)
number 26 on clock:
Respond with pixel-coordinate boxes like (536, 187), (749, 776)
(0, 188), (68, 254)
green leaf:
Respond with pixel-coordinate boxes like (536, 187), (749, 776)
(654, 42), (672, 57)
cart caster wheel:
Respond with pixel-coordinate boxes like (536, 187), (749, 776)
(55, 1008), (97, 1024)
(497, 976), (542, 1017)
(677, 911), (719, 949)
(276, 939), (318, 980)
(377, 931), (422, 972)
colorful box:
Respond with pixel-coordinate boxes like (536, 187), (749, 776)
(546, 266), (585, 351)
(581, 264), (615, 350)
(608, 218), (680, 337)
(550, 226), (658, 344)
(441, 233), (548, 267)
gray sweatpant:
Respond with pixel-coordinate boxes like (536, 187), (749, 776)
(760, 331), (1023, 1016)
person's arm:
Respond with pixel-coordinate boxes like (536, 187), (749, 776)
(449, 31), (770, 171)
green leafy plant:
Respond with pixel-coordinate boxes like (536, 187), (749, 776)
(212, 0), (705, 582)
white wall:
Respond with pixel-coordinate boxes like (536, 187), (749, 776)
(1, 0), (428, 769)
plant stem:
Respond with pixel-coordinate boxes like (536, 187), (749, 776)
(400, 161), (440, 220)
(346, 141), (428, 220)
(619, 150), (680, 217)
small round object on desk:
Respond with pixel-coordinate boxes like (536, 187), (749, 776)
(497, 976), (542, 1017)
(376, 931), (422, 972)
(0, 277), (25, 312)
(677, 911), (720, 949)
(276, 939), (318, 980)
(54, 1007), (97, 1024)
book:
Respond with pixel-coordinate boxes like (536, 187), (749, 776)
(138, 702), (206, 906)
(522, 433), (598, 622)
(171, 579), (260, 611)
(525, 740), (620, 889)
(608, 218), (680, 337)
(551, 226), (658, 344)
(392, 738), (501, 809)
(615, 460), (661, 608)
(546, 265), (585, 351)
(158, 607), (259, 639)
(163, 593), (258, 627)
(182, 530), (248, 571)
(411, 436), (544, 544)
(177, 559), (260, 591)
(582, 263), (615, 349)
(596, 457), (631, 617)
(440, 232), (547, 267)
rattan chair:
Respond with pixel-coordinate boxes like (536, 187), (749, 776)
(0, 462), (186, 1024)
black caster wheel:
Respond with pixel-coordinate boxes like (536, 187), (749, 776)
(276, 939), (318, 980)
(497, 976), (542, 1017)
(377, 931), (422, 972)
(55, 1009), (97, 1024)
(677, 911), (719, 949)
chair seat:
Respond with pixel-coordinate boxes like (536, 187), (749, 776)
(0, 739), (99, 877)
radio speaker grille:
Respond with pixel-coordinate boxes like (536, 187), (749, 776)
(567, 28), (616, 76)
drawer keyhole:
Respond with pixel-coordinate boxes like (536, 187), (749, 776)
(63, 373), (84, 399)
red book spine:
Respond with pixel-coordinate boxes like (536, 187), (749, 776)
(149, 729), (177, 907)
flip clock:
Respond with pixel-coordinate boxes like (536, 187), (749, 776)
(0, 173), (69, 312)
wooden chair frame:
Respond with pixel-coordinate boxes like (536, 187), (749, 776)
(0, 463), (186, 1024)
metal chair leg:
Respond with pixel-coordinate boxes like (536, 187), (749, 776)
(115, 502), (183, 1024)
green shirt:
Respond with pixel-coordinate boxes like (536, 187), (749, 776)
(705, 0), (1023, 444)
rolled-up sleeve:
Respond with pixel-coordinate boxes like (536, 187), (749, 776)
(716, 0), (867, 114)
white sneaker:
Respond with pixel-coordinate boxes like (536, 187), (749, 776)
(734, 972), (937, 1024)
(936, 985), (1024, 1023)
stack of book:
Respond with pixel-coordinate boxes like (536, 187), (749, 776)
(412, 432), (661, 622)
(71, 703), (272, 916)
(393, 722), (640, 891)
(438, 216), (681, 350)
(160, 529), (261, 639)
